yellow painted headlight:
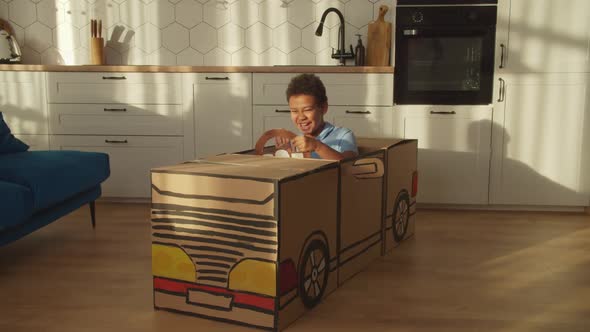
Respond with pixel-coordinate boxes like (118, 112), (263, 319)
(152, 244), (196, 282)
(229, 259), (276, 297)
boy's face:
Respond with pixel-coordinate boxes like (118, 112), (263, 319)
(288, 94), (327, 136)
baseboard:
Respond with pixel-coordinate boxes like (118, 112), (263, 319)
(418, 203), (587, 213)
(97, 197), (150, 204)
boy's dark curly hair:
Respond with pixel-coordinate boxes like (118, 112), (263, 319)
(285, 73), (328, 107)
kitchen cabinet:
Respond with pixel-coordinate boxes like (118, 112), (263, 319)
(184, 73), (252, 159)
(496, 0), (590, 73)
(252, 73), (394, 145)
(253, 73), (394, 106)
(0, 71), (47, 136)
(47, 72), (186, 198)
(490, 73), (590, 206)
(253, 106), (394, 144)
(50, 135), (184, 198)
(331, 106), (394, 138)
(394, 105), (492, 205)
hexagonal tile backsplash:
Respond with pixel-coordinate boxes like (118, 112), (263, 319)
(3, 0), (393, 65)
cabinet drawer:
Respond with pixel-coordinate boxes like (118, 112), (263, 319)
(47, 72), (181, 104)
(48, 104), (183, 136)
(0, 71), (48, 135)
(253, 106), (299, 146)
(331, 106), (394, 138)
(50, 135), (184, 198)
(253, 73), (393, 106)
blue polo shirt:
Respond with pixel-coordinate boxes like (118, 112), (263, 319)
(311, 122), (358, 159)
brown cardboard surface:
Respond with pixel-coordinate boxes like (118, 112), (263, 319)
(338, 151), (385, 284)
(384, 140), (418, 253)
(153, 155), (336, 181)
(151, 137), (418, 331)
(277, 167), (339, 330)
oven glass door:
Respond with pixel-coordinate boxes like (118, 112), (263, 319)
(395, 27), (495, 105)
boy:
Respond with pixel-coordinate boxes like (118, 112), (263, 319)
(278, 73), (358, 161)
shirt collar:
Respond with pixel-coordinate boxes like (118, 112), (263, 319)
(316, 121), (334, 140)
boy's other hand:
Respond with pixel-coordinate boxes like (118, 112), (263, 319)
(291, 135), (319, 153)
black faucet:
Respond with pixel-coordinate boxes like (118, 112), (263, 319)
(315, 7), (354, 66)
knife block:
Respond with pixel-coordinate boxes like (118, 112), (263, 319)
(90, 37), (104, 65)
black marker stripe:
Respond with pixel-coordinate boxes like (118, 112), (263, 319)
(233, 302), (275, 315)
(185, 245), (243, 257)
(152, 226), (278, 245)
(153, 168), (275, 183)
(152, 217), (277, 237)
(197, 269), (227, 275)
(197, 261), (231, 269)
(339, 238), (382, 268)
(197, 276), (228, 283)
(152, 210), (277, 229)
(152, 184), (274, 205)
(152, 233), (277, 254)
(191, 254), (237, 263)
(340, 230), (381, 254)
(278, 294), (298, 310)
(153, 306), (275, 331)
(152, 203), (275, 220)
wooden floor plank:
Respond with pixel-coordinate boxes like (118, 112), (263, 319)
(1, 203), (589, 332)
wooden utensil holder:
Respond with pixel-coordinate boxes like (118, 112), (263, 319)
(90, 37), (104, 65)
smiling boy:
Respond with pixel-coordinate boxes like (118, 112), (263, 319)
(280, 73), (358, 161)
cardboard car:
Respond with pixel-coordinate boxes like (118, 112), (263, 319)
(150, 133), (418, 331)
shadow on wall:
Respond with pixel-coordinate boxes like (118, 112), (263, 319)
(417, 119), (586, 206)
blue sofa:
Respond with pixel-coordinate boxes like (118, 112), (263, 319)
(0, 112), (110, 246)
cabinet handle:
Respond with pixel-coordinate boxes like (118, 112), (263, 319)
(275, 109), (291, 113)
(430, 111), (456, 115)
(104, 108), (127, 112)
(205, 76), (230, 80)
(499, 43), (506, 69)
(498, 78), (506, 102)
(345, 110), (371, 114)
(105, 139), (128, 144)
(102, 76), (127, 80)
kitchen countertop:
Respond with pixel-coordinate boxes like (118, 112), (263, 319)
(0, 64), (394, 73)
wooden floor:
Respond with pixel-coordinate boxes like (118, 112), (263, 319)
(1, 203), (589, 332)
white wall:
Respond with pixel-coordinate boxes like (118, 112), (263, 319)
(1, 0), (394, 65)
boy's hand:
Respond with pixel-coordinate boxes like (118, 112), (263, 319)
(291, 135), (319, 153)
(274, 136), (291, 150)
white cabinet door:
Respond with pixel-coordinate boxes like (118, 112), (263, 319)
(0, 72), (47, 135)
(253, 73), (394, 106)
(252, 106), (299, 146)
(188, 73), (252, 158)
(331, 106), (394, 138)
(497, 0), (590, 73)
(50, 135), (184, 198)
(490, 73), (590, 206)
(396, 105), (492, 205)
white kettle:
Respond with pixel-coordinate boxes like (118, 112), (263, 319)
(0, 19), (21, 64)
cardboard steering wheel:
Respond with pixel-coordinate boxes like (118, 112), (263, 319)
(254, 129), (311, 158)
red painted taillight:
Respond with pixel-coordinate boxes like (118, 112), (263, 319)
(411, 171), (418, 197)
(279, 259), (298, 295)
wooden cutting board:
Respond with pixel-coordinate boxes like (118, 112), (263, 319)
(367, 5), (392, 66)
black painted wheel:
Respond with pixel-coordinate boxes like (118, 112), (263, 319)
(298, 239), (329, 309)
(392, 190), (410, 243)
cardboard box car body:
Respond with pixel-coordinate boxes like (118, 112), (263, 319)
(150, 137), (418, 331)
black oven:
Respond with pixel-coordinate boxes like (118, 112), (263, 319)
(394, 1), (497, 105)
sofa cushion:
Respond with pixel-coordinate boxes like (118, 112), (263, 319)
(0, 112), (29, 154)
(0, 180), (33, 229)
(0, 151), (110, 211)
